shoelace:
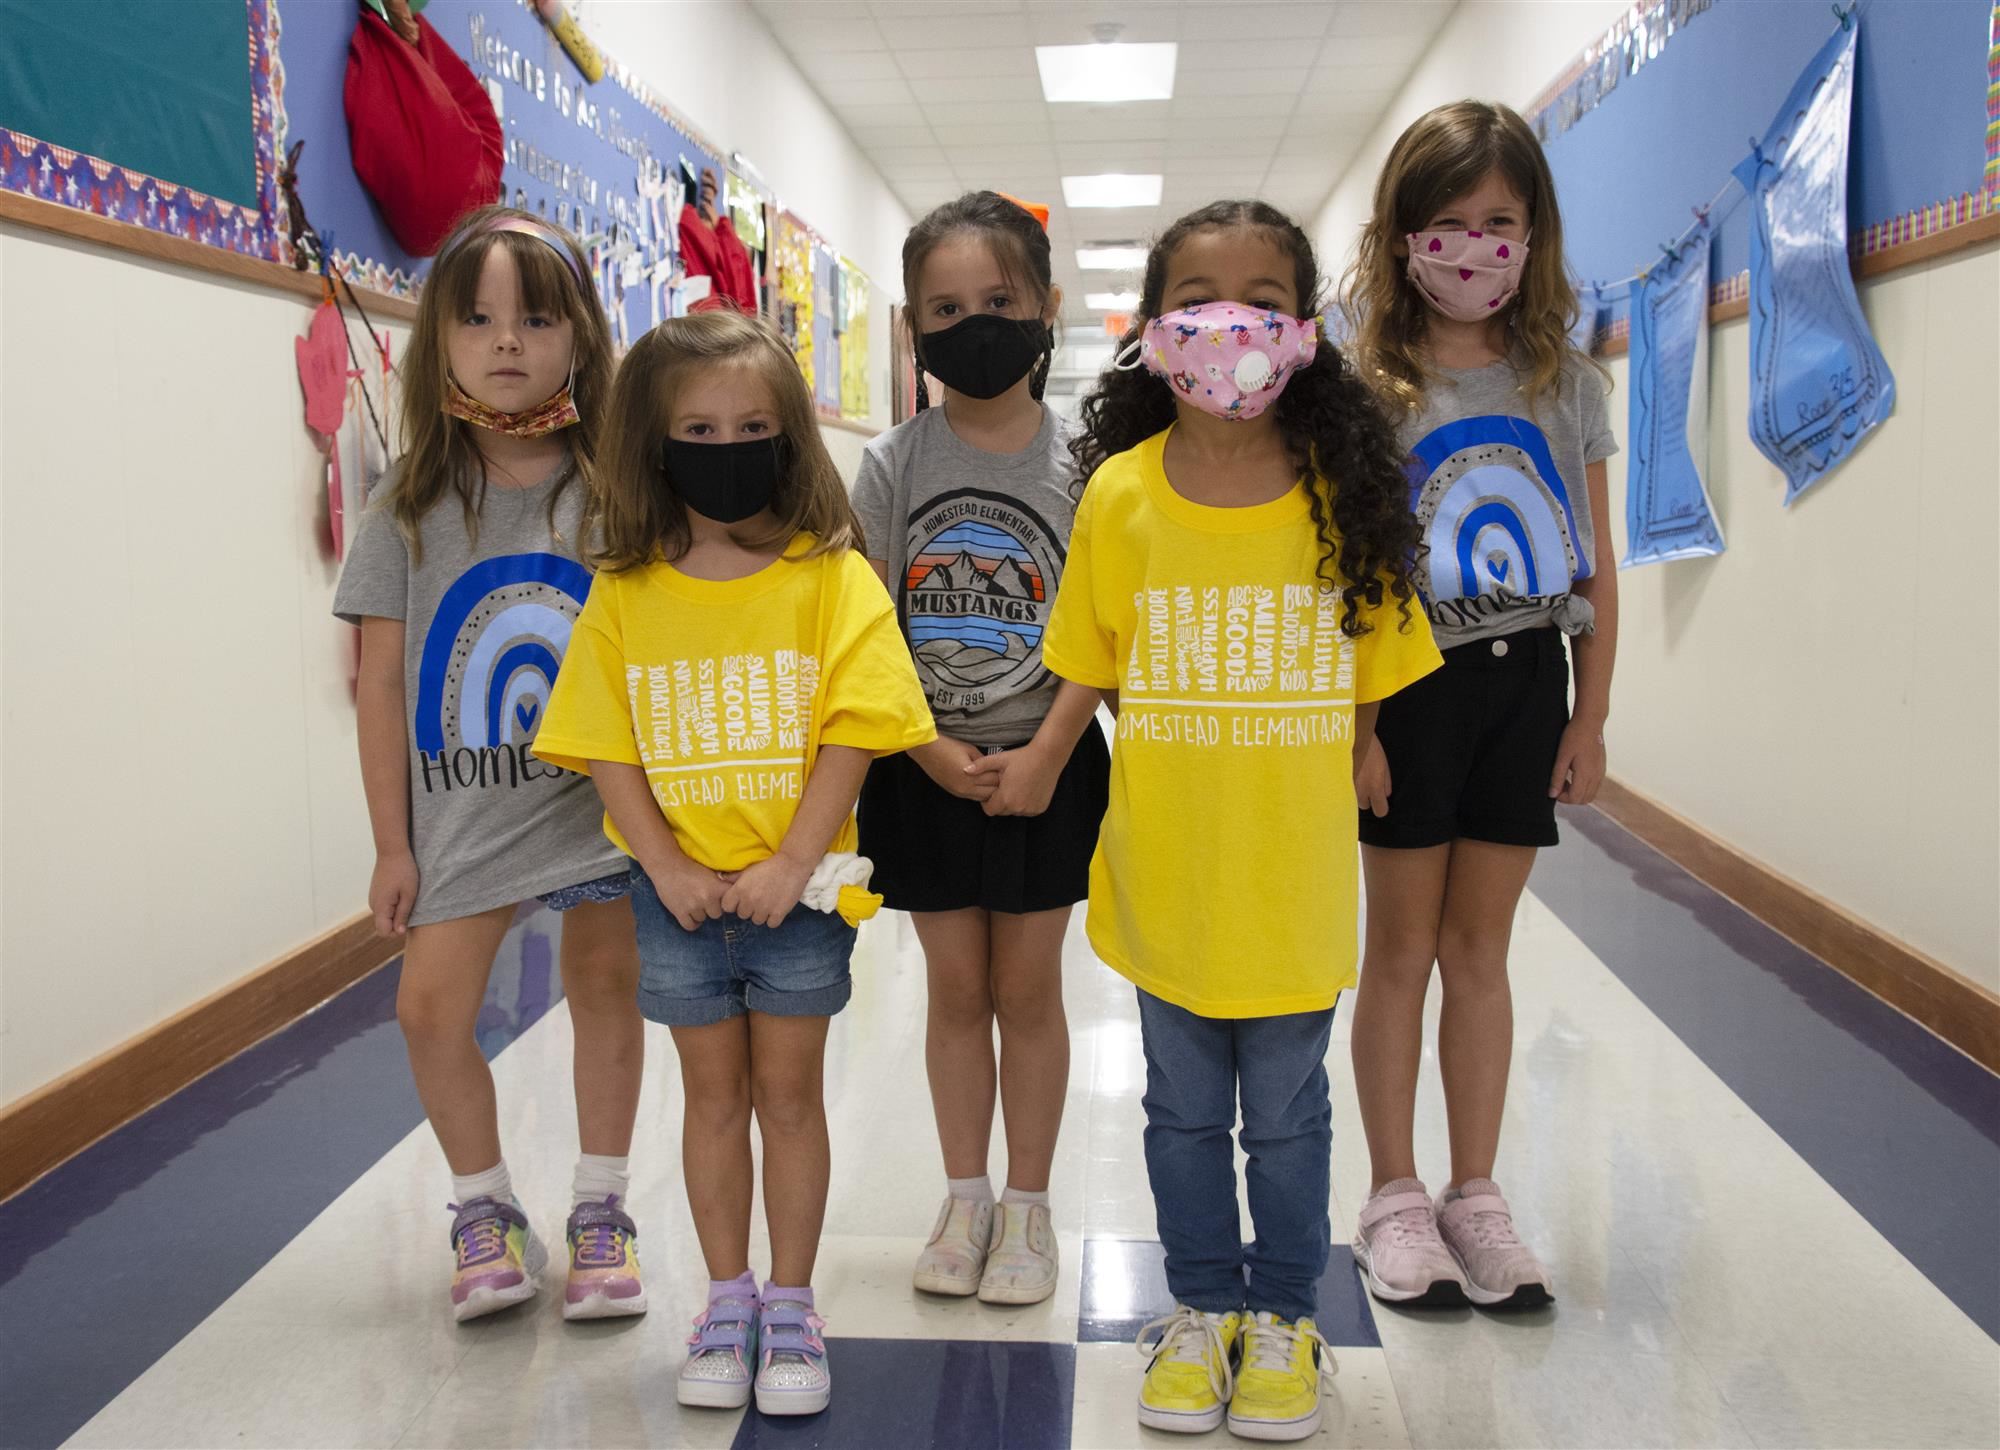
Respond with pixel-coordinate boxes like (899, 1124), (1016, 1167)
(1242, 1318), (1337, 1388)
(1135, 1306), (1234, 1404)
(574, 1224), (625, 1267)
(1381, 1205), (1446, 1249)
(449, 1206), (505, 1268)
(1457, 1206), (1526, 1250)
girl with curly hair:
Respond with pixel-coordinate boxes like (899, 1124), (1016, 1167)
(1047, 199), (1438, 1442)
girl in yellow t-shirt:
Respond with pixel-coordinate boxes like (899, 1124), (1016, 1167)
(1044, 201), (1440, 1442)
(535, 313), (934, 1420)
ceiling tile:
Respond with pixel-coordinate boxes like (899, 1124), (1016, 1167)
(1178, 4), (1331, 42)
(892, 13), (1036, 49)
(1026, 7), (1179, 45)
(1326, 2), (1453, 38)
(928, 122), (1056, 148)
(870, 0), (1024, 17)
(845, 124), (939, 150)
(798, 50), (906, 83)
(1049, 104), (1173, 143)
(905, 74), (1046, 104)
(758, 16), (890, 55)
(1169, 87), (1300, 123)
(836, 101), (930, 128)
(1314, 33), (1425, 68)
(919, 100), (1053, 128)
(755, 1), (877, 21)
(814, 75), (918, 106)
(892, 46), (1038, 78)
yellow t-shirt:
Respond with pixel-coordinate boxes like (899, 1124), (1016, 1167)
(534, 536), (936, 871)
(1043, 429), (1442, 1018)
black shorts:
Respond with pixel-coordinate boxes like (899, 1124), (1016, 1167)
(1358, 627), (1570, 850)
(858, 720), (1109, 915)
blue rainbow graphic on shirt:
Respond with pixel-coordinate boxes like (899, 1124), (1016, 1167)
(413, 553), (592, 757)
(1405, 413), (1589, 611)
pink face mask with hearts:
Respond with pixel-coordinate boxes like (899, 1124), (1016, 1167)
(1117, 302), (1319, 421)
(1405, 229), (1529, 322)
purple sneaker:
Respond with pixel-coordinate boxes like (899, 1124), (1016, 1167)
(563, 1194), (647, 1321)
(755, 1295), (830, 1417)
(448, 1196), (546, 1322)
(678, 1279), (759, 1409)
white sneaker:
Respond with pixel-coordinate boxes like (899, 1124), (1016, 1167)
(913, 1195), (994, 1296)
(977, 1201), (1059, 1305)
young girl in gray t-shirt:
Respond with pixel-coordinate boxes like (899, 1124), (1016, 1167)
(332, 209), (645, 1326)
(851, 192), (1110, 1309)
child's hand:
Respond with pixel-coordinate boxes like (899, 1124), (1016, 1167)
(721, 851), (815, 929)
(1550, 719), (1607, 805)
(370, 851), (420, 935)
(965, 741), (1062, 817)
(912, 736), (997, 802)
(650, 854), (731, 933)
(1355, 737), (1392, 818)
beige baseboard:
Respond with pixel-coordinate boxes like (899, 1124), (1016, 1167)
(1593, 777), (2000, 1073)
(0, 912), (399, 1202)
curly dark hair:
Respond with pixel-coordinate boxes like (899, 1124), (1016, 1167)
(1071, 200), (1419, 638)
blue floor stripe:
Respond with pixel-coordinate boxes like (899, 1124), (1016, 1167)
(0, 912), (565, 1450)
(728, 1339), (1075, 1449)
(1534, 806), (2000, 1341)
(1077, 1239), (1381, 1347)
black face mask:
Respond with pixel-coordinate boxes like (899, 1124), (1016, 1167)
(919, 314), (1050, 400)
(661, 435), (783, 523)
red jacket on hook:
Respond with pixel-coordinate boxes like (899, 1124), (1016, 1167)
(345, 11), (504, 256)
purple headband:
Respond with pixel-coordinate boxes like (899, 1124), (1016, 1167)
(440, 214), (590, 290)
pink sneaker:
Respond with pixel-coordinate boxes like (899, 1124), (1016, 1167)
(1352, 1179), (1470, 1307)
(1435, 1179), (1552, 1309)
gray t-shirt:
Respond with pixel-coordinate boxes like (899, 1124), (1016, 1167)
(1397, 354), (1617, 649)
(851, 405), (1079, 747)
(332, 462), (626, 925)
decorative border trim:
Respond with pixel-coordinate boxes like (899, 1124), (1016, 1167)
(1592, 778), (2000, 1073)
(0, 0), (285, 262)
(1594, 210), (2000, 357)
(0, 913), (399, 1203)
(1525, 0), (1717, 143)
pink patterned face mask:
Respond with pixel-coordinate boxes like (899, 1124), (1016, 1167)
(1119, 302), (1319, 421)
(1405, 229), (1530, 322)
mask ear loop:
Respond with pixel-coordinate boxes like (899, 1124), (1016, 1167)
(1112, 334), (1149, 371)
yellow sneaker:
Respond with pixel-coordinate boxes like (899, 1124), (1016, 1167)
(1227, 1312), (1336, 1441)
(1135, 1305), (1242, 1434)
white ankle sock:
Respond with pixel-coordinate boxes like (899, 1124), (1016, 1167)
(572, 1153), (631, 1207)
(451, 1161), (513, 1205)
(947, 1174), (993, 1203)
(1001, 1186), (1050, 1208)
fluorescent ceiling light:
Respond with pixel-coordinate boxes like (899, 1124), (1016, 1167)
(1085, 291), (1140, 310)
(1062, 174), (1162, 209)
(1036, 42), (1177, 103)
(1076, 246), (1149, 270)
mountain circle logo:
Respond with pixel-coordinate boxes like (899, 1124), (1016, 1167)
(900, 487), (1066, 705)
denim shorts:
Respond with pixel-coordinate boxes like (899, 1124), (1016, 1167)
(537, 870), (633, 912)
(628, 867), (856, 1027)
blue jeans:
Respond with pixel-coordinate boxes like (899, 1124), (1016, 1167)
(1136, 988), (1334, 1322)
(628, 867), (855, 1027)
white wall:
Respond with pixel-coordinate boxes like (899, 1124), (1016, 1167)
(581, 0), (912, 447)
(0, 3), (908, 1104)
(1313, 1), (2000, 989)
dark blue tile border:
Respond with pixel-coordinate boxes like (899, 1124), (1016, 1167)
(1536, 806), (2000, 1341)
(0, 912), (565, 1450)
(729, 1338), (1075, 1450)
(1077, 1239), (1380, 1348)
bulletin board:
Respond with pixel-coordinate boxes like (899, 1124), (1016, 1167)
(1530, 0), (1996, 328)
(277, 0), (726, 341)
(0, 0), (875, 398)
(0, 0), (286, 263)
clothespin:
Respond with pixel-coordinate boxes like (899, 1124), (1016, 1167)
(1831, 3), (1852, 30)
(1691, 203), (1709, 224)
